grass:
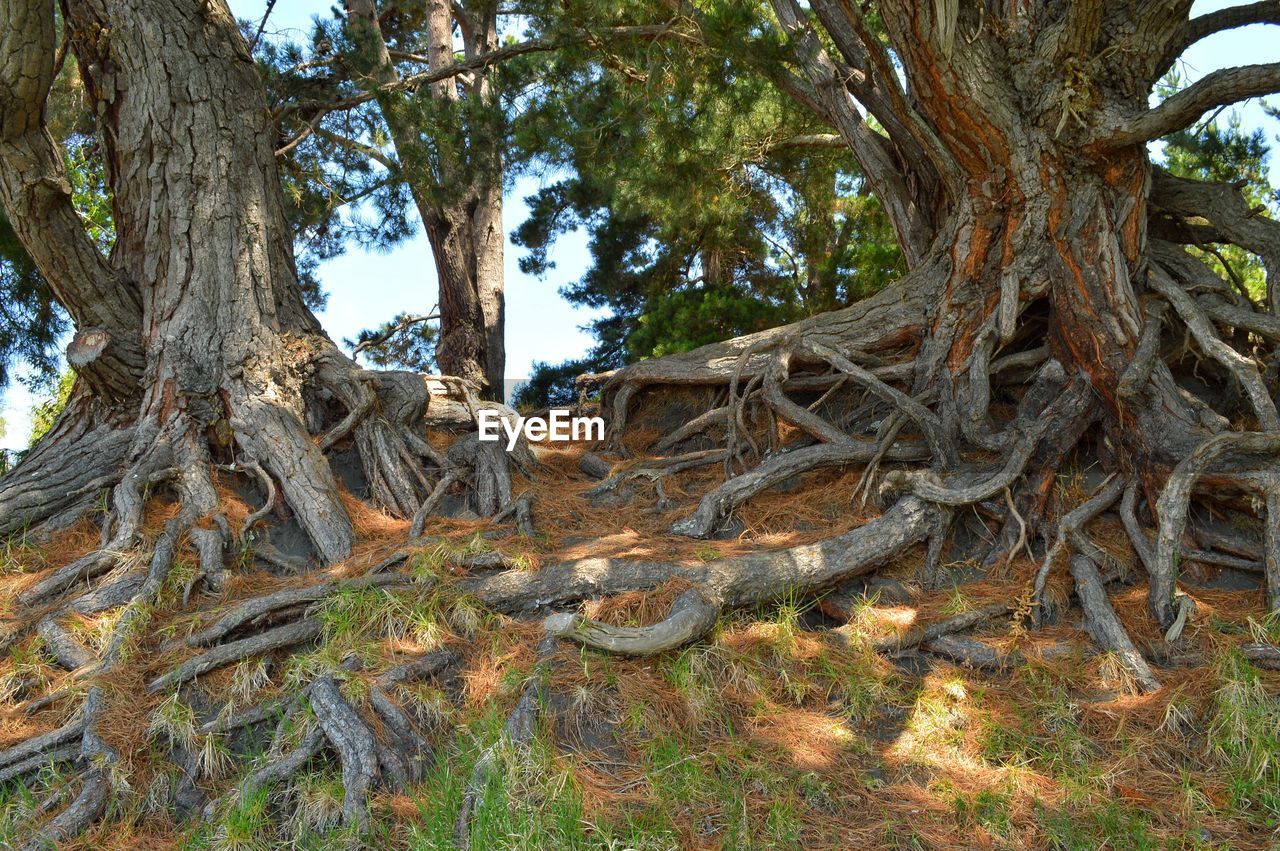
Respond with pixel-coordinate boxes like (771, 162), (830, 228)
(1207, 649), (1280, 827)
(5, 464), (1280, 849)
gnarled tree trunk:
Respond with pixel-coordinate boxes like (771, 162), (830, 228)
(598, 0), (1280, 629)
(4, 0), (1280, 844)
(0, 0), (527, 840)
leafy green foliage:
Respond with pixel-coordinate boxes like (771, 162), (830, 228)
(28, 371), (74, 448)
(511, 1), (903, 406)
(246, 1), (522, 313)
(0, 210), (66, 392)
(344, 313), (439, 372)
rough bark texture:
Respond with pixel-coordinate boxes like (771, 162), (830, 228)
(591, 0), (1280, 637)
(0, 3), (519, 838)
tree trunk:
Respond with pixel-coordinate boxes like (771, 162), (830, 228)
(1, 0), (492, 552)
(345, 0), (507, 399)
(602, 1), (1280, 633)
(0, 3), (527, 834)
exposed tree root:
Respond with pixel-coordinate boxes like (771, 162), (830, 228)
(1150, 431), (1280, 628)
(310, 675), (380, 831)
(544, 588), (719, 656)
(7, 165), (1280, 847)
(922, 635), (1023, 671)
(148, 619), (324, 693)
(462, 495), (935, 612)
(861, 602), (1013, 654)
(178, 572), (420, 649)
(1070, 555), (1162, 693)
(1031, 475), (1125, 623)
(456, 635), (556, 850)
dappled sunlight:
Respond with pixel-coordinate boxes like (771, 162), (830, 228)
(1, 372), (1278, 851)
(847, 603), (919, 642)
(747, 709), (858, 771)
(886, 672), (987, 772)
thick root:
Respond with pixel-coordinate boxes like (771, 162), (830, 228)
(1070, 555), (1162, 693)
(543, 588), (719, 656)
(456, 635), (556, 850)
(463, 495), (935, 612)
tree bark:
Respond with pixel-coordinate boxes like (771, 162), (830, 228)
(602, 1), (1280, 633)
(1, 0), (493, 550)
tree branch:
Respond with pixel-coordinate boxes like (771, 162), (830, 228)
(1168, 1), (1280, 70)
(351, 312), (441, 357)
(277, 23), (697, 136)
(1110, 63), (1280, 146)
(766, 0), (935, 265)
(314, 126), (399, 171)
(0, 0), (144, 402)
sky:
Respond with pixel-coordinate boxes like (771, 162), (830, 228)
(2, 0), (1279, 449)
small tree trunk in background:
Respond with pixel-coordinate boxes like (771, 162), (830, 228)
(345, 0), (507, 399)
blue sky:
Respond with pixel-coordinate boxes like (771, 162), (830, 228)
(2, 0), (1278, 448)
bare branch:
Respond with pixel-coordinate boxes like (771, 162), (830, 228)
(766, 0), (935, 264)
(766, 133), (846, 150)
(277, 24), (696, 137)
(1110, 63), (1280, 146)
(1166, 1), (1280, 71)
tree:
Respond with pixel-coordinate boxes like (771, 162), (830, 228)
(266, 2), (719, 397)
(0, 209), (65, 389)
(0, 3), (528, 836)
(4, 1), (1280, 843)
(258, 0), (513, 396)
(0, 41), (110, 392)
(595, 0), (1280, 636)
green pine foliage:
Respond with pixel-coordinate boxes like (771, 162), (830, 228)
(511, 1), (904, 405)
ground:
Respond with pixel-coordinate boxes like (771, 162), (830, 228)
(1, 432), (1278, 850)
